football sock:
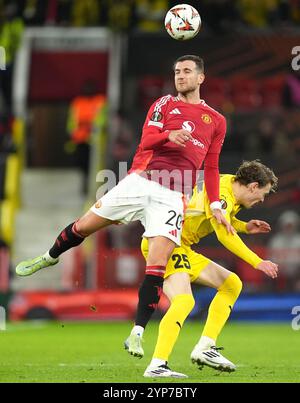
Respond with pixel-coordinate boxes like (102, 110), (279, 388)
(152, 294), (195, 361)
(48, 222), (85, 259)
(135, 268), (165, 328)
(201, 273), (242, 342)
(196, 335), (215, 351)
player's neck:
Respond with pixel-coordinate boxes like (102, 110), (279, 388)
(178, 92), (201, 104)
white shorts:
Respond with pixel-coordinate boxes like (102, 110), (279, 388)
(90, 173), (184, 245)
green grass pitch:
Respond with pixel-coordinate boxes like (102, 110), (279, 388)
(0, 321), (299, 383)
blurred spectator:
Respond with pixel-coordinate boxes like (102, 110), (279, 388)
(109, 109), (135, 175)
(135, 0), (167, 32)
(268, 210), (300, 292)
(282, 70), (300, 109)
(289, 0), (300, 24)
(70, 0), (100, 27)
(238, 0), (279, 28)
(110, 137), (132, 177)
(0, 113), (16, 154)
(103, 0), (135, 32)
(198, 0), (240, 33)
(0, 1), (24, 113)
(257, 117), (275, 153)
(22, 0), (47, 25)
(256, 115), (291, 160)
(66, 80), (106, 195)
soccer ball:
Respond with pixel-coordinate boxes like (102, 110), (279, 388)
(164, 4), (201, 41)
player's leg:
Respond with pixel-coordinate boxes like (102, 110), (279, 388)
(190, 261), (242, 372)
(125, 235), (176, 358)
(15, 210), (113, 276)
(125, 185), (184, 357)
(15, 173), (144, 277)
(143, 270), (194, 378)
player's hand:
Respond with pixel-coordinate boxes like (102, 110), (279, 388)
(212, 209), (236, 234)
(246, 220), (271, 234)
(256, 260), (279, 279)
(168, 130), (193, 147)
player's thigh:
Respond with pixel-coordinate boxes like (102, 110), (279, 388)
(163, 272), (192, 301)
(147, 236), (176, 266)
(90, 173), (147, 226)
(143, 185), (184, 247)
(194, 261), (233, 289)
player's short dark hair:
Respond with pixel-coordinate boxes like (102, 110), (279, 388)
(234, 160), (278, 192)
(173, 55), (204, 73)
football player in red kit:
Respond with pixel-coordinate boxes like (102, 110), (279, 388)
(16, 56), (232, 370)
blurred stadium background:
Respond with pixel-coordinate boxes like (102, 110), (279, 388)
(0, 1), (300, 334)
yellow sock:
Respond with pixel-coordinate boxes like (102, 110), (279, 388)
(153, 294), (195, 361)
(202, 273), (242, 342)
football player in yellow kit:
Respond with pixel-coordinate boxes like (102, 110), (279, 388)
(141, 160), (278, 378)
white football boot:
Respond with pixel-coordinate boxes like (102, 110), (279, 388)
(124, 333), (144, 358)
(191, 345), (236, 372)
(144, 363), (188, 378)
(16, 253), (59, 276)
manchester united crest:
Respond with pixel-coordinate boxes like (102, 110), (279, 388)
(201, 114), (212, 124)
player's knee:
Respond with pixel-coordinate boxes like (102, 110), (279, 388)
(172, 293), (195, 312)
(74, 220), (90, 237)
(146, 254), (169, 267)
(225, 273), (243, 299)
(185, 294), (195, 312)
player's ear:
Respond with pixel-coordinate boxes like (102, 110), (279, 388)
(249, 182), (259, 192)
(199, 73), (205, 85)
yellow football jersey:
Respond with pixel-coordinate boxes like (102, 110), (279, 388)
(181, 175), (242, 246)
(181, 174), (262, 268)
(141, 174), (262, 277)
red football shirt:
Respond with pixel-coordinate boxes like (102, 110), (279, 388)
(129, 95), (226, 202)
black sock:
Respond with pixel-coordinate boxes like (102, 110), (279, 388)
(135, 273), (164, 328)
(49, 222), (85, 259)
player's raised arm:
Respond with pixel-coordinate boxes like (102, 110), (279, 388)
(139, 96), (171, 151)
(204, 117), (235, 234)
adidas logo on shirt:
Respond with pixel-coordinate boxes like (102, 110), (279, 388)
(169, 229), (178, 237)
(169, 108), (181, 114)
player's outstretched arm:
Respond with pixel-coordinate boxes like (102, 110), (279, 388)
(256, 260), (278, 278)
(246, 220), (271, 234)
(210, 217), (262, 268)
(212, 209), (235, 234)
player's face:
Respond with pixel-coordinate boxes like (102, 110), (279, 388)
(243, 183), (272, 208)
(174, 60), (204, 94)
